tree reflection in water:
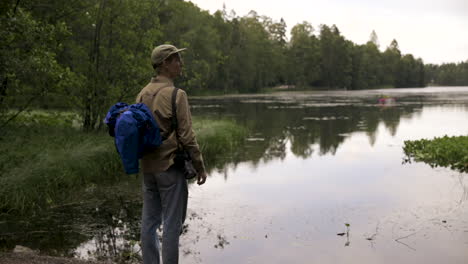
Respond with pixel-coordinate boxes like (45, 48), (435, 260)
(193, 93), (426, 173)
(2, 89), (467, 262)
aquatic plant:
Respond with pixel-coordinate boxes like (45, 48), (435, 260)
(403, 135), (468, 172)
(337, 223), (351, 246)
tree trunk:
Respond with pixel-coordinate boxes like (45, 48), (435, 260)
(0, 77), (7, 107)
(13, 0), (21, 14)
(83, 0), (107, 131)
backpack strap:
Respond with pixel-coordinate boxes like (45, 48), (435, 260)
(171, 87), (179, 133)
(138, 84), (172, 104)
(171, 87), (185, 151)
(152, 85), (171, 100)
(170, 88), (193, 164)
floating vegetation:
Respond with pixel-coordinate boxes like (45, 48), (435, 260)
(240, 99), (281, 104)
(300, 103), (351, 107)
(303, 116), (350, 121)
(191, 104), (222, 109)
(267, 105), (305, 109)
(403, 135), (468, 172)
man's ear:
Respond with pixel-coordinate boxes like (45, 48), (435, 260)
(160, 60), (169, 71)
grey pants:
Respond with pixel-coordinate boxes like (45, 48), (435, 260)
(141, 165), (188, 264)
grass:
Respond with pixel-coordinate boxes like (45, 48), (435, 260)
(0, 125), (123, 213)
(3, 109), (82, 128)
(0, 111), (247, 214)
(193, 117), (248, 165)
(403, 135), (468, 172)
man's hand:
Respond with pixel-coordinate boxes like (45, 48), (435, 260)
(197, 172), (207, 185)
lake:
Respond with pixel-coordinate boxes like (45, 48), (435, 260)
(2, 86), (468, 264)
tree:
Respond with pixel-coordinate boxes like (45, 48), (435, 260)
(0, 6), (75, 129)
(237, 13), (276, 92)
(49, 0), (163, 130)
(382, 39), (401, 86)
(396, 54), (424, 88)
(369, 30), (379, 48)
(318, 25), (352, 89)
(1, 0), (447, 134)
(427, 61), (468, 86)
(288, 22), (320, 87)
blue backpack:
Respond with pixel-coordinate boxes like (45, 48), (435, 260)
(104, 102), (162, 174)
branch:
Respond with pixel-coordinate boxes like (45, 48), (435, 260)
(0, 96), (37, 130)
(53, 2), (96, 21)
(13, 0), (21, 14)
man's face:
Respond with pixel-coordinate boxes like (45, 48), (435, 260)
(164, 53), (183, 79)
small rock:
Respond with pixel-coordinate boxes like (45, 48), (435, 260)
(13, 245), (36, 254)
(337, 233), (346, 236)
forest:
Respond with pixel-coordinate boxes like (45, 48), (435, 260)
(1, 0), (468, 130)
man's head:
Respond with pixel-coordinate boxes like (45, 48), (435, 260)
(151, 44), (186, 79)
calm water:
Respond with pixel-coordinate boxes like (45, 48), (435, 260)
(2, 87), (468, 263)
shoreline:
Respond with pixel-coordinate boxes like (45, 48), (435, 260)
(0, 252), (111, 264)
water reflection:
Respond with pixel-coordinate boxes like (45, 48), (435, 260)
(1, 87), (468, 263)
(74, 204), (141, 262)
(194, 91), (435, 172)
(0, 184), (143, 262)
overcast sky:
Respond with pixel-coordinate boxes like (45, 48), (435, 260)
(188, 0), (468, 64)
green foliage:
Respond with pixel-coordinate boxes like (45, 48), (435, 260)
(0, 114), (248, 213)
(0, 124), (123, 213)
(396, 55), (425, 88)
(425, 61), (468, 86)
(318, 25), (353, 89)
(3, 0), (461, 131)
(8, 109), (81, 127)
(0, 7), (76, 126)
(58, 0), (164, 130)
(403, 135), (468, 172)
(194, 118), (248, 160)
(288, 22), (321, 87)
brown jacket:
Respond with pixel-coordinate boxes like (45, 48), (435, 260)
(136, 75), (206, 174)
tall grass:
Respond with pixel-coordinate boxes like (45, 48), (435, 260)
(0, 113), (247, 214)
(193, 117), (248, 161)
(0, 124), (123, 213)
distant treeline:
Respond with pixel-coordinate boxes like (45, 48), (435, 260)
(425, 62), (468, 86)
(1, 0), (467, 130)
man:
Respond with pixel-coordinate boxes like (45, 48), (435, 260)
(136, 44), (207, 264)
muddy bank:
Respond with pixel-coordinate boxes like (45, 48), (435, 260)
(0, 252), (111, 264)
